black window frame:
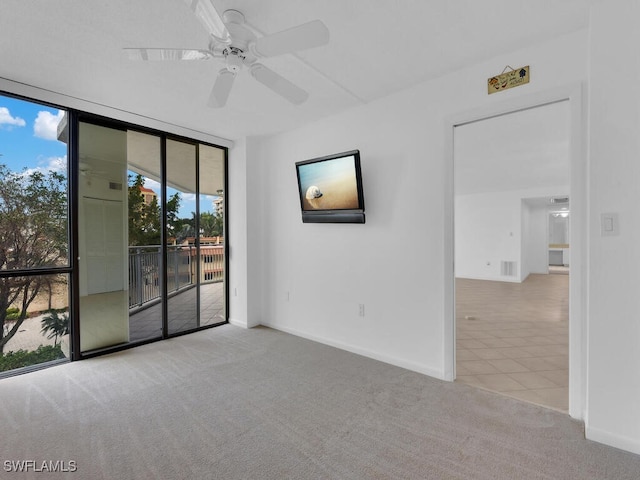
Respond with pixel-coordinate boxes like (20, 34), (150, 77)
(0, 91), (229, 371)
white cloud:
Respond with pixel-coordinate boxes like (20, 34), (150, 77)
(0, 107), (26, 128)
(20, 155), (68, 178)
(45, 155), (67, 173)
(33, 110), (65, 141)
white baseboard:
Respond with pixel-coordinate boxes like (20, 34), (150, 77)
(228, 317), (249, 329)
(586, 425), (640, 456)
(455, 274), (523, 283)
(262, 322), (445, 381)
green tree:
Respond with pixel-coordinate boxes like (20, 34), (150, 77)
(199, 212), (216, 236)
(199, 212), (223, 237)
(0, 165), (68, 354)
(128, 174), (160, 246)
(128, 174), (182, 245)
(40, 310), (69, 346)
(166, 192), (181, 241)
(175, 217), (195, 244)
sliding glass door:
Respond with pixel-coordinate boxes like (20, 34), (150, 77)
(0, 93), (227, 374)
(77, 119), (227, 354)
(166, 140), (226, 334)
(0, 93), (227, 375)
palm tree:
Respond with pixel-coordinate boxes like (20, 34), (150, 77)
(40, 311), (69, 347)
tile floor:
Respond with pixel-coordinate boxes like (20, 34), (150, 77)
(455, 272), (569, 412)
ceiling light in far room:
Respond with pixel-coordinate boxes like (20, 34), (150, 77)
(551, 209), (570, 218)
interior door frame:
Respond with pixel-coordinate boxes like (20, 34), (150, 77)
(443, 84), (587, 420)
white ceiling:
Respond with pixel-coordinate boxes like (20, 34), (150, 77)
(0, 0), (596, 141)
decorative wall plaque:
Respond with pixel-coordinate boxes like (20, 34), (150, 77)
(488, 66), (530, 94)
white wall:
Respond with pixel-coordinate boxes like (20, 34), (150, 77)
(456, 190), (521, 281)
(243, 29), (588, 379)
(228, 138), (249, 327)
(586, 0), (640, 455)
(455, 187), (565, 282)
(246, 137), (266, 328)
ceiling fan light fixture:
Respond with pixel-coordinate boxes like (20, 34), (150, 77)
(222, 9), (246, 26)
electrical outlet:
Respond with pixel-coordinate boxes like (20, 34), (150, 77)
(285, 291), (290, 302)
(234, 287), (238, 297)
(359, 304), (365, 317)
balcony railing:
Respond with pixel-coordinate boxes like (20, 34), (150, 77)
(128, 244), (224, 309)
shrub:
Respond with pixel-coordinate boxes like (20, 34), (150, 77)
(0, 345), (66, 372)
(5, 308), (20, 321)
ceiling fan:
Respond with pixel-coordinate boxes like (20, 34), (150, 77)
(124, 0), (330, 107)
(79, 160), (111, 179)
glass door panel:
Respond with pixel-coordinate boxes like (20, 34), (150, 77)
(127, 130), (163, 342)
(78, 122), (128, 352)
(166, 139), (198, 334)
(198, 144), (226, 326)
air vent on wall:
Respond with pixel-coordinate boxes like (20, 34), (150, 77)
(109, 182), (123, 191)
(501, 261), (517, 277)
(551, 197), (569, 204)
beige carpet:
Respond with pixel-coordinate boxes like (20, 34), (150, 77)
(1, 325), (639, 479)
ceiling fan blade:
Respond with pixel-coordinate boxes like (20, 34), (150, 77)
(124, 48), (213, 61)
(208, 69), (236, 108)
(182, 0), (230, 43)
(254, 20), (329, 57)
(249, 64), (309, 105)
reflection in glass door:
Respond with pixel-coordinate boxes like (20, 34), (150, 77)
(78, 122), (129, 352)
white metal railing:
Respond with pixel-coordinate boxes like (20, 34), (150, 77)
(128, 245), (223, 309)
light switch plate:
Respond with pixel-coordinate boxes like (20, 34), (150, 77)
(601, 213), (619, 236)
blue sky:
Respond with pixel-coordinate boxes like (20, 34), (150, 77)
(136, 176), (217, 218)
(0, 94), (67, 175)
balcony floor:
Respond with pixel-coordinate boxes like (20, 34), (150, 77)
(129, 281), (225, 342)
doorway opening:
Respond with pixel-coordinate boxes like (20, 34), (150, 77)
(453, 100), (571, 412)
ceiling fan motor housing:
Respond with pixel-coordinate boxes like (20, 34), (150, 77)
(224, 47), (244, 73)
